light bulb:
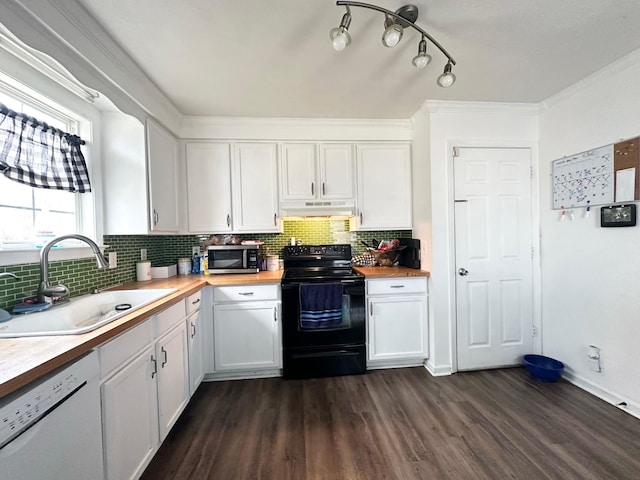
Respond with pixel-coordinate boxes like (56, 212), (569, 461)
(412, 37), (431, 69)
(382, 23), (403, 47)
(437, 63), (456, 87)
(330, 27), (351, 51)
(412, 53), (431, 69)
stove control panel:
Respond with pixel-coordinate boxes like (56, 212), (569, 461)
(284, 244), (351, 259)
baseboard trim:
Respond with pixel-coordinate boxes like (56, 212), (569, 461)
(203, 369), (282, 382)
(562, 369), (640, 420)
(424, 361), (453, 377)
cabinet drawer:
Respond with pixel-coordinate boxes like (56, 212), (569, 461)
(186, 290), (202, 315)
(367, 278), (427, 295)
(100, 319), (153, 379)
(213, 284), (280, 303)
(156, 301), (186, 337)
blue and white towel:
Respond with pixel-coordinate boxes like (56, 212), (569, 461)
(299, 283), (343, 329)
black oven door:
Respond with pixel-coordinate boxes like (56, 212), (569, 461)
(281, 279), (365, 349)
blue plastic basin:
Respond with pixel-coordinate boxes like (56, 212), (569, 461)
(523, 354), (564, 382)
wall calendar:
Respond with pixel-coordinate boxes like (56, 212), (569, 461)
(552, 144), (614, 209)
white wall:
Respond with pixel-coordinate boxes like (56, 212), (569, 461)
(539, 49), (640, 417)
(417, 101), (539, 375)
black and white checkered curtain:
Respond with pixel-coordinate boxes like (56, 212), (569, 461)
(0, 103), (91, 193)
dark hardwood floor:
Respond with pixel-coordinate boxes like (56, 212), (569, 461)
(141, 367), (640, 479)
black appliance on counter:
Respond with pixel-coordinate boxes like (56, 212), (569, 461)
(398, 238), (421, 269)
(281, 244), (366, 379)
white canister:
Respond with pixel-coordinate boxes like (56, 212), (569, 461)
(178, 257), (191, 275)
(136, 260), (152, 281)
(266, 255), (279, 272)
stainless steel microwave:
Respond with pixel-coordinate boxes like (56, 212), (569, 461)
(207, 245), (259, 274)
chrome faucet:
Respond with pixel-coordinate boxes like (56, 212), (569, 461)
(38, 234), (108, 303)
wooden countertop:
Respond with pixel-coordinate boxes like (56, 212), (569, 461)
(355, 266), (430, 278)
(0, 267), (429, 399)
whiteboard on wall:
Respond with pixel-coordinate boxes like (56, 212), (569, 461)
(552, 144), (614, 209)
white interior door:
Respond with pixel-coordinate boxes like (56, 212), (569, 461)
(454, 147), (534, 370)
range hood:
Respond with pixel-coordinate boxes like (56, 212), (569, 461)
(280, 200), (356, 218)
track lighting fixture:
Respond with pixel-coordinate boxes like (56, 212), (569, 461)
(329, 1), (457, 87)
(411, 36), (431, 69)
(382, 15), (403, 48)
(437, 61), (456, 88)
(329, 8), (352, 51)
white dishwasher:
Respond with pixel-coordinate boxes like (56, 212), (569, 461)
(0, 350), (104, 480)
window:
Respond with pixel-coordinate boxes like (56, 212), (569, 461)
(0, 87), (85, 249)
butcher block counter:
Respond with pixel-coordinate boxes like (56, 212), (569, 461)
(354, 266), (430, 278)
(0, 267), (428, 399)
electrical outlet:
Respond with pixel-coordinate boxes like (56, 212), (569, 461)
(140, 248), (147, 261)
(108, 252), (117, 269)
(192, 246), (201, 256)
(588, 345), (602, 372)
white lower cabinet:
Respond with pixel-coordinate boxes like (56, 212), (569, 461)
(101, 344), (158, 480)
(212, 284), (281, 373)
(186, 289), (204, 394)
(367, 278), (428, 366)
(156, 321), (189, 440)
(100, 298), (191, 480)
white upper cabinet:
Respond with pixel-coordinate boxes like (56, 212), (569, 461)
(185, 143), (233, 233)
(233, 143), (280, 232)
(280, 143), (355, 201)
(354, 143), (412, 230)
(146, 119), (179, 232)
(185, 142), (280, 233)
(319, 144), (355, 200)
(102, 113), (180, 235)
(280, 143), (316, 200)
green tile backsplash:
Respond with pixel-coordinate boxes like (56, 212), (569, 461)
(0, 222), (411, 311)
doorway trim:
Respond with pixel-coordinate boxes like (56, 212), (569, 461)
(446, 139), (542, 373)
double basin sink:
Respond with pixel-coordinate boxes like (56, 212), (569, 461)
(0, 288), (176, 338)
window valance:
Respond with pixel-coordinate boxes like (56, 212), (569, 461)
(0, 103), (91, 193)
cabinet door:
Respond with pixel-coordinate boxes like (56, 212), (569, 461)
(146, 119), (179, 232)
(187, 310), (204, 395)
(233, 143), (280, 232)
(368, 295), (427, 361)
(213, 302), (280, 371)
(279, 143), (317, 200)
(185, 143), (233, 232)
(102, 347), (159, 480)
(356, 144), (412, 230)
(157, 322), (190, 441)
(319, 144), (355, 200)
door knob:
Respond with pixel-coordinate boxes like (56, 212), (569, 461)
(458, 268), (469, 276)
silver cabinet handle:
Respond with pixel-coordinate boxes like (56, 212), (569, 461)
(191, 322), (196, 338)
(311, 182), (314, 195)
(360, 212), (363, 223)
(369, 302), (373, 316)
(390, 285), (405, 289)
(226, 214), (231, 227)
(273, 307), (277, 323)
(161, 346), (168, 368)
(151, 354), (157, 378)
(322, 182), (326, 195)
(238, 292), (254, 296)
(458, 268), (469, 276)
(192, 298), (201, 305)
(153, 209), (159, 226)
(274, 213), (277, 226)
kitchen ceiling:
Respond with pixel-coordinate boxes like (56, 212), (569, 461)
(77, 0), (640, 119)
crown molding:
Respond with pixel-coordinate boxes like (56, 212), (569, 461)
(421, 100), (540, 116)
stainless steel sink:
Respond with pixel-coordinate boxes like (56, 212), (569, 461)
(0, 288), (177, 337)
